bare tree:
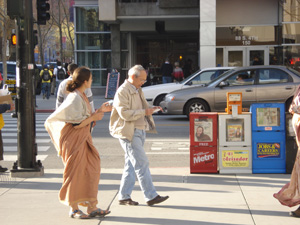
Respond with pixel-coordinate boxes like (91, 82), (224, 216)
(0, 0), (16, 81)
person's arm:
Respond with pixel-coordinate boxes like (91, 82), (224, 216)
(0, 104), (11, 114)
(56, 81), (65, 109)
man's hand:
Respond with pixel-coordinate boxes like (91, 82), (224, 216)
(145, 106), (162, 115)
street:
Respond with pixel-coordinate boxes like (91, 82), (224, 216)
(1, 113), (191, 170)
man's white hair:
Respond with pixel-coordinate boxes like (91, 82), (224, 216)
(128, 65), (145, 77)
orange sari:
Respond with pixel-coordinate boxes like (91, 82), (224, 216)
(273, 87), (300, 207)
(45, 91), (100, 207)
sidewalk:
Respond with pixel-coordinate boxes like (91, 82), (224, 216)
(0, 167), (299, 225)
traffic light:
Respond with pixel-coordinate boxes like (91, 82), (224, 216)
(11, 34), (17, 46)
(36, 0), (50, 25)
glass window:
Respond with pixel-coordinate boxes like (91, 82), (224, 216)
(225, 70), (255, 86)
(269, 46), (283, 65)
(258, 69), (289, 84)
(188, 71), (217, 85)
(76, 34), (111, 50)
(283, 45), (300, 69)
(89, 70), (108, 86)
(283, 23), (300, 44)
(216, 26), (278, 46)
(77, 52), (111, 69)
(76, 7), (110, 32)
(283, 0), (300, 22)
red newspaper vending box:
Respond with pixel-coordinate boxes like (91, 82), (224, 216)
(189, 113), (218, 173)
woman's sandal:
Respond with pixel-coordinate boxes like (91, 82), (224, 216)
(69, 209), (90, 219)
(290, 207), (300, 218)
(88, 208), (111, 218)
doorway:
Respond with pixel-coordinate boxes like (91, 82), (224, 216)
(224, 46), (269, 67)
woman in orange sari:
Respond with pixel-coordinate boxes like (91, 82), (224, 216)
(273, 85), (300, 217)
(45, 67), (111, 219)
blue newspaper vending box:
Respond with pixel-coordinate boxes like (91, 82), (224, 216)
(250, 103), (286, 173)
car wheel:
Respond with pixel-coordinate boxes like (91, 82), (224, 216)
(154, 94), (166, 106)
(185, 99), (209, 117)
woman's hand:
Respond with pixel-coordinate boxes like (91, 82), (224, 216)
(93, 111), (104, 121)
(98, 102), (112, 113)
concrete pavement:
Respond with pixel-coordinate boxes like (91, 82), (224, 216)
(0, 94), (299, 224)
(0, 167), (299, 225)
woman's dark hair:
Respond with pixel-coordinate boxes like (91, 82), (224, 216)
(66, 67), (91, 92)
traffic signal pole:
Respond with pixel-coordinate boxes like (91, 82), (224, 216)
(10, 0), (43, 177)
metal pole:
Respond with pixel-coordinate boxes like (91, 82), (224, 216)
(11, 0), (42, 175)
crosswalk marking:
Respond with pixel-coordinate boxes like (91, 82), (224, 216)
(2, 114), (51, 163)
(4, 155), (48, 161)
(3, 139), (50, 144)
(4, 146), (50, 152)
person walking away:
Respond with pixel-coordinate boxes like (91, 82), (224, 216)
(273, 85), (300, 217)
(40, 65), (53, 100)
(54, 61), (66, 97)
(56, 63), (95, 113)
(160, 58), (173, 83)
(49, 65), (55, 95)
(0, 102), (15, 172)
(109, 64), (169, 206)
(173, 62), (184, 82)
(45, 67), (112, 219)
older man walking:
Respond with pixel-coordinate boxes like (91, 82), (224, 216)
(109, 65), (169, 206)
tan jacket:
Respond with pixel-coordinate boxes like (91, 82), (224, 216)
(109, 80), (157, 141)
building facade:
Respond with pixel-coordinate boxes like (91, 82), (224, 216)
(74, 0), (300, 94)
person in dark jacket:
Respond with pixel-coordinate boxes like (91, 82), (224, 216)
(160, 58), (173, 83)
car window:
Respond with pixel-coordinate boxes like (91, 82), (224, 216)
(189, 70), (226, 85)
(258, 69), (289, 84)
(224, 70), (255, 86)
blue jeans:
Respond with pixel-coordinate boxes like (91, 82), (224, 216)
(119, 129), (157, 202)
(41, 83), (51, 99)
(162, 76), (172, 84)
(55, 79), (62, 97)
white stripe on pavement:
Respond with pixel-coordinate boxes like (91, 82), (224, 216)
(4, 155), (48, 161)
(4, 146), (50, 152)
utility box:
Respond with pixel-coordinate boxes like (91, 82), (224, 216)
(218, 113), (252, 173)
(189, 112), (218, 173)
(251, 103), (286, 173)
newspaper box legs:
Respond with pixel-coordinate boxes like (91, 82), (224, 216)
(189, 113), (218, 173)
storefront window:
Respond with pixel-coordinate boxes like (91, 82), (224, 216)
(269, 46), (283, 65)
(75, 6), (112, 86)
(216, 26), (278, 46)
(283, 0), (300, 22)
(76, 34), (111, 50)
(76, 7), (110, 32)
(77, 52), (111, 85)
(283, 23), (300, 44)
(283, 46), (300, 71)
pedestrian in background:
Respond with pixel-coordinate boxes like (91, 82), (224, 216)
(56, 63), (95, 113)
(54, 61), (66, 97)
(273, 85), (300, 217)
(172, 62), (184, 82)
(160, 58), (173, 84)
(40, 65), (53, 100)
(49, 64), (55, 95)
(109, 64), (169, 206)
(45, 67), (112, 219)
(0, 102), (15, 172)
(0, 72), (3, 88)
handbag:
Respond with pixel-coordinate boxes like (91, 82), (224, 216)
(0, 84), (10, 96)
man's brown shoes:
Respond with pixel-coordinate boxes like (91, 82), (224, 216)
(147, 195), (169, 206)
(119, 198), (139, 206)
